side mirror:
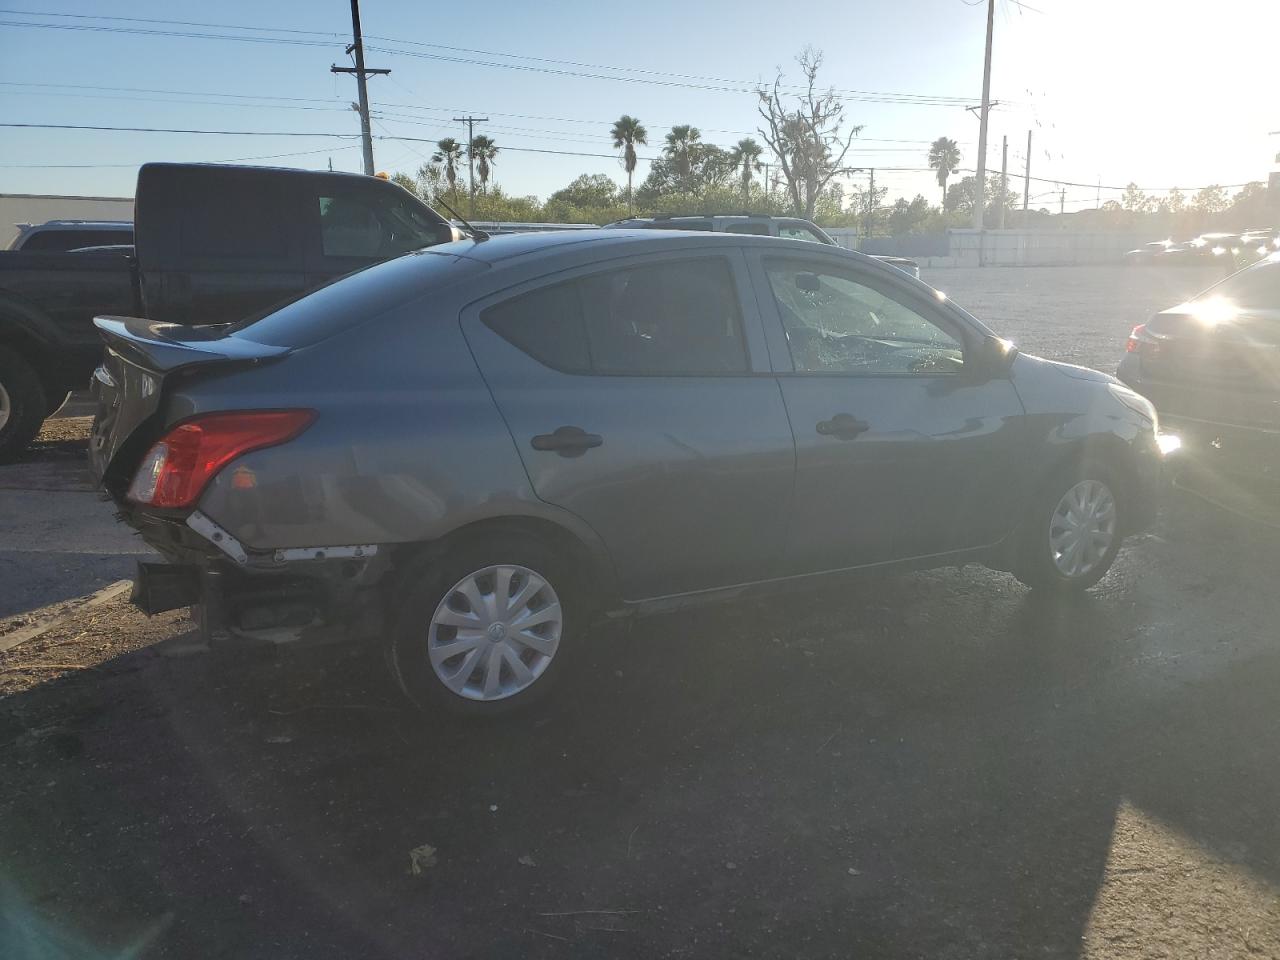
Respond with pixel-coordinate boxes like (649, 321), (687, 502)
(969, 335), (1018, 379)
(795, 272), (821, 292)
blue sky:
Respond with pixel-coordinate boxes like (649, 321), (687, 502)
(1, 0), (1276, 211)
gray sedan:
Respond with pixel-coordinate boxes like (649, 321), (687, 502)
(90, 230), (1166, 716)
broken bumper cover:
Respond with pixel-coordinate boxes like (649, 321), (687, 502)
(126, 508), (389, 646)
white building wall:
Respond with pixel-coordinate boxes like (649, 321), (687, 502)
(1, 194), (135, 247)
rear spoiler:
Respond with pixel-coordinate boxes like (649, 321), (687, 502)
(93, 315), (290, 373)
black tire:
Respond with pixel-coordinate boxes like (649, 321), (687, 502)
(0, 345), (48, 464)
(387, 532), (578, 718)
(1013, 460), (1124, 593)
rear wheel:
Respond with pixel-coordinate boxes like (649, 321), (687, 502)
(0, 346), (48, 464)
(1014, 462), (1124, 592)
(387, 534), (575, 717)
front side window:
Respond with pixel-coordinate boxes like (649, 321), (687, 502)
(725, 222), (771, 236)
(483, 258), (748, 376)
(765, 259), (963, 375)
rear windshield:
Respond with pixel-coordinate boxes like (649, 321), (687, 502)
(228, 250), (485, 348)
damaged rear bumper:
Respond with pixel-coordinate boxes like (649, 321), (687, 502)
(126, 508), (390, 647)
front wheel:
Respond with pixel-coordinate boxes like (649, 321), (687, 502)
(387, 534), (574, 717)
(1013, 464), (1124, 592)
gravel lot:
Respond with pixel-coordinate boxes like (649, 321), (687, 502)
(3, 264), (1277, 960)
(924, 264), (1225, 372)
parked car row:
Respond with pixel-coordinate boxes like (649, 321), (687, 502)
(1124, 229), (1280, 267)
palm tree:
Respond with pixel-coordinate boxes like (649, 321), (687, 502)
(928, 137), (961, 211)
(468, 135), (499, 193)
(431, 138), (463, 199)
(664, 125), (702, 187)
(728, 137), (764, 205)
(610, 115), (648, 215)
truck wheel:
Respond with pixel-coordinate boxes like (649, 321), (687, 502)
(0, 346), (48, 464)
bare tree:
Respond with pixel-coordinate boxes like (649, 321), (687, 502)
(756, 49), (862, 220)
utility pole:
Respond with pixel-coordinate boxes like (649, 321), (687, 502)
(997, 135), (1008, 230)
(1022, 129), (1031, 215)
(330, 0), (389, 176)
(453, 115), (488, 215)
(1096, 176), (1101, 210)
(866, 168), (876, 238)
(1060, 187), (1065, 215)
(972, 0), (996, 239)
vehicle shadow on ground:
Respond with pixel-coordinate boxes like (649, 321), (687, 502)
(3, 508), (1280, 958)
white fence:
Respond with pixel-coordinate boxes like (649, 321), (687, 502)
(947, 229), (1140, 267)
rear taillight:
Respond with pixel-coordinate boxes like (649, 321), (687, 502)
(127, 410), (316, 509)
(1125, 323), (1159, 355)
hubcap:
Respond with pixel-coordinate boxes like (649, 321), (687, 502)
(1048, 479), (1117, 578)
(0, 381), (10, 432)
(427, 564), (562, 702)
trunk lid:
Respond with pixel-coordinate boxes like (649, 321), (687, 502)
(89, 315), (291, 486)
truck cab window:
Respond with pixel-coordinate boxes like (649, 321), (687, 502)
(318, 192), (446, 259)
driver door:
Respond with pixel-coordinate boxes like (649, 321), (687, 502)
(747, 251), (1026, 574)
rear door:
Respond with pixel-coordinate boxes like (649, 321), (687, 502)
(748, 250), (1026, 573)
(461, 249), (796, 601)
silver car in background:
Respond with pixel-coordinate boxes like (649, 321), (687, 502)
(90, 230), (1165, 716)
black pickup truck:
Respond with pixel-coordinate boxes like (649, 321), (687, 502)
(0, 163), (458, 460)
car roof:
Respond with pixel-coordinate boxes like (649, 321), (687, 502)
(434, 227), (867, 264)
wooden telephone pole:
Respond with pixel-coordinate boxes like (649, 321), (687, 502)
(330, 0), (389, 175)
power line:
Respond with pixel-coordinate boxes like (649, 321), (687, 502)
(0, 18), (337, 48)
(0, 7), (341, 37)
(0, 143), (362, 169)
(3, 122), (1256, 193)
(0, 80), (341, 105)
(0, 122), (358, 138)
(367, 44), (984, 107)
(1, 8), (987, 107)
(0, 88), (350, 113)
(0, 80), (967, 145)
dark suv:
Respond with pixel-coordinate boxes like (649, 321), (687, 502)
(92, 230), (1165, 716)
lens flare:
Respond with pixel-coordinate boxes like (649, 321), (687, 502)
(1189, 296), (1237, 327)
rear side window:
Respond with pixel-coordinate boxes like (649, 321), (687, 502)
(724, 223), (772, 236)
(180, 180), (289, 260)
(483, 258), (748, 376)
(481, 281), (590, 372)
